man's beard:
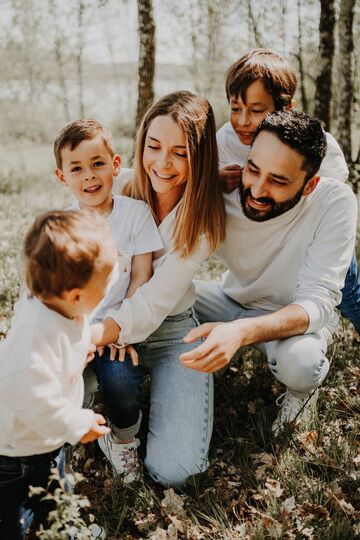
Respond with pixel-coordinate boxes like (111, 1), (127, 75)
(239, 177), (306, 222)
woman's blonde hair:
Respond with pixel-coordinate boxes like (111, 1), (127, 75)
(123, 91), (225, 257)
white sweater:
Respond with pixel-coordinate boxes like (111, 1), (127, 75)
(110, 172), (211, 344)
(218, 178), (357, 335)
(0, 296), (94, 456)
(217, 121), (349, 182)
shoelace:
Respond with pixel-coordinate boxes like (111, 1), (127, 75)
(121, 448), (138, 471)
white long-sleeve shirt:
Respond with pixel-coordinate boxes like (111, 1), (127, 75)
(218, 178), (357, 335)
(107, 188), (211, 343)
(0, 295), (94, 456)
(217, 121), (349, 182)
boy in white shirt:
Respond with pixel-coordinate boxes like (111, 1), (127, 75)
(216, 49), (359, 335)
(0, 210), (116, 538)
(54, 119), (163, 482)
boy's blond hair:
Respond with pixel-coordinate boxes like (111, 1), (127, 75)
(54, 119), (114, 169)
(226, 49), (297, 110)
(24, 210), (116, 299)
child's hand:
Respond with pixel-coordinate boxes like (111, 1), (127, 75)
(80, 413), (110, 444)
(85, 343), (97, 366)
(98, 343), (139, 365)
(219, 164), (242, 193)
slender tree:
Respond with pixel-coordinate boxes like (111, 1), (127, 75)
(337, 0), (356, 172)
(48, 0), (71, 122)
(135, 0), (156, 130)
(314, 0), (336, 130)
(296, 0), (308, 113)
(76, 0), (86, 118)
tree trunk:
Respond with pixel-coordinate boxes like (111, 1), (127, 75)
(135, 0), (156, 130)
(76, 0), (85, 118)
(296, 0), (308, 113)
(314, 0), (335, 130)
(337, 0), (355, 167)
(246, 0), (264, 48)
(48, 0), (70, 122)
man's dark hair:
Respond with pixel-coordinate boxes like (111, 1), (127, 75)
(253, 110), (327, 180)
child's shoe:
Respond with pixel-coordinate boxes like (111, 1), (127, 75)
(98, 433), (140, 483)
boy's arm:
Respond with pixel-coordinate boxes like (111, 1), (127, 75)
(0, 355), (95, 446)
(319, 132), (349, 182)
(219, 164), (242, 193)
(125, 252), (153, 299)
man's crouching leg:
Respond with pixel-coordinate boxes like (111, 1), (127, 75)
(265, 330), (330, 435)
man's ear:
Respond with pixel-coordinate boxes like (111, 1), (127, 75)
(303, 175), (320, 196)
(55, 168), (68, 187)
(284, 99), (296, 111)
(112, 154), (121, 176)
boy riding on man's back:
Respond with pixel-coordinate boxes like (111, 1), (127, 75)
(216, 49), (359, 335)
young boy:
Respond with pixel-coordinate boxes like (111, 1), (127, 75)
(54, 119), (163, 482)
(0, 210), (115, 538)
(217, 49), (360, 335)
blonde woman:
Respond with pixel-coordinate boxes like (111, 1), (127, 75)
(92, 91), (225, 487)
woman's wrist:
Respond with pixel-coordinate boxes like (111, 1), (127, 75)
(91, 318), (122, 347)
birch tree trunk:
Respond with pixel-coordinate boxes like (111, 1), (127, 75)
(135, 0), (156, 130)
(314, 0), (335, 130)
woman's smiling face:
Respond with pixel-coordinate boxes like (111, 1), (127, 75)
(143, 114), (189, 200)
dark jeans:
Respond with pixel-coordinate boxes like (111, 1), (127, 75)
(0, 447), (64, 540)
(92, 348), (144, 437)
(339, 253), (360, 334)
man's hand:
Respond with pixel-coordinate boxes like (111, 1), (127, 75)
(219, 164), (242, 193)
(98, 344), (139, 365)
(180, 321), (243, 373)
(80, 413), (110, 444)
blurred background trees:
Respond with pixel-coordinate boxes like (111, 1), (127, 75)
(0, 0), (358, 189)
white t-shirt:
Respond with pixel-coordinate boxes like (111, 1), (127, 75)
(0, 295), (94, 456)
(68, 195), (163, 323)
(109, 171), (212, 344)
(216, 121), (349, 182)
(218, 178), (357, 336)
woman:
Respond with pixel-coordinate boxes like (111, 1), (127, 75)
(92, 91), (225, 488)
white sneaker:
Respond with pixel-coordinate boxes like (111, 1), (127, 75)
(272, 388), (318, 436)
(98, 433), (140, 483)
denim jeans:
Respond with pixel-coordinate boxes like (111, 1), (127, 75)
(194, 281), (330, 398)
(90, 308), (213, 488)
(338, 253), (360, 334)
(0, 447), (64, 539)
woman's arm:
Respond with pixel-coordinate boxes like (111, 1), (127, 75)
(92, 238), (211, 347)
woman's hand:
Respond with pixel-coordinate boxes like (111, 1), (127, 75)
(180, 321), (243, 373)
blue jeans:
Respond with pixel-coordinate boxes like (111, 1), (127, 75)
(91, 308), (213, 488)
(0, 447), (64, 539)
(195, 280), (331, 398)
(339, 253), (360, 334)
